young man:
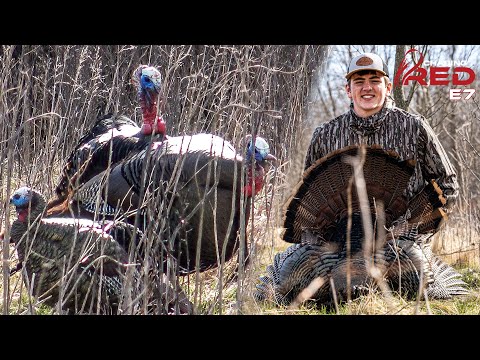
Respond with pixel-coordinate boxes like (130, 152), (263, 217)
(253, 53), (466, 307)
(305, 52), (459, 218)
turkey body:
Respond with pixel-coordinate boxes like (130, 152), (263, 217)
(53, 114), (145, 202)
(10, 187), (136, 314)
(254, 145), (468, 307)
(48, 65), (166, 214)
(66, 133), (276, 274)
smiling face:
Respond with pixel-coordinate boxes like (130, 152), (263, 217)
(346, 70), (392, 118)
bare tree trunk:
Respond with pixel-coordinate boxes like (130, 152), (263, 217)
(393, 45), (408, 110)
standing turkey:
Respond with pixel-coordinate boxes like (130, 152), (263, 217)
(47, 65), (167, 215)
(254, 145), (468, 308)
(9, 186), (194, 315)
(9, 186), (135, 314)
(53, 134), (276, 275)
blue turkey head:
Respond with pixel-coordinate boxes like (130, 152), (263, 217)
(132, 65), (162, 110)
(10, 186), (33, 208)
(10, 186), (40, 222)
(246, 136), (275, 163)
(140, 66), (162, 94)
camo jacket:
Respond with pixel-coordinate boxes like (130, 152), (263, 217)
(305, 100), (459, 213)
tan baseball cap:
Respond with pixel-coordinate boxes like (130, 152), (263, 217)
(345, 52), (389, 79)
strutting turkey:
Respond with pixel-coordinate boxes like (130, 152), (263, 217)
(54, 133), (277, 275)
(9, 186), (194, 315)
(47, 65), (167, 215)
(254, 145), (468, 308)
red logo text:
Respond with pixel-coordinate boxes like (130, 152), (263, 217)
(394, 49), (476, 87)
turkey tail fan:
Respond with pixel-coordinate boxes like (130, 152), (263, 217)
(406, 179), (448, 234)
(282, 145), (416, 244)
(387, 179), (448, 241)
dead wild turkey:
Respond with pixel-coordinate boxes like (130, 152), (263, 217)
(53, 134), (276, 274)
(9, 186), (138, 314)
(254, 145), (468, 307)
(47, 65), (166, 214)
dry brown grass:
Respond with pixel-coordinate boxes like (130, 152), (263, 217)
(2, 158), (480, 315)
(1, 45), (479, 315)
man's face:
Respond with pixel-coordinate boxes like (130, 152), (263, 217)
(345, 71), (392, 118)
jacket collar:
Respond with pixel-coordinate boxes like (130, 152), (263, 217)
(348, 98), (393, 135)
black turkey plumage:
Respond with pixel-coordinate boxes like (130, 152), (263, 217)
(60, 134), (276, 274)
(47, 65), (166, 215)
(254, 145), (468, 307)
(9, 186), (136, 314)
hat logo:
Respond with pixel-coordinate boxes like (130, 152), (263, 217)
(356, 56), (373, 66)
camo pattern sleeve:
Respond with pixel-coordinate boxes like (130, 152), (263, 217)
(304, 113), (348, 170)
(417, 115), (459, 211)
(304, 125), (323, 170)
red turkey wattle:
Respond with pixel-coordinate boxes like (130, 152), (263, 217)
(138, 65), (165, 137)
(244, 164), (266, 197)
(142, 114), (166, 137)
(16, 208), (29, 223)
